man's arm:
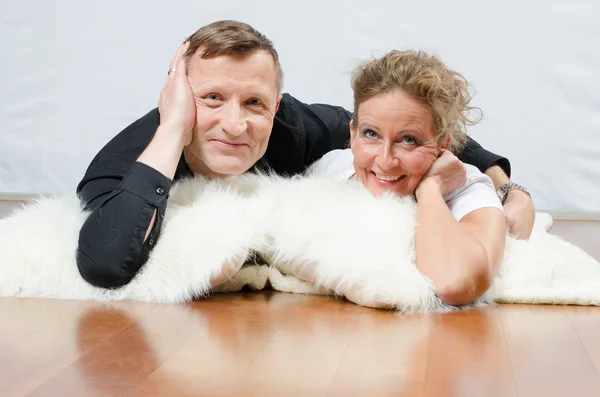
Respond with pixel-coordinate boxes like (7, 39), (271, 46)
(77, 42), (195, 289)
(458, 136), (511, 179)
(77, 114), (190, 289)
(460, 138), (535, 239)
(76, 110), (175, 289)
(484, 164), (535, 239)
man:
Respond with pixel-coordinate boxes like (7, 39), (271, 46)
(76, 20), (534, 289)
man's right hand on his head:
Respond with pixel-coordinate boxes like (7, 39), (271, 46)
(158, 41), (196, 147)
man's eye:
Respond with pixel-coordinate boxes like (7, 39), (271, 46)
(246, 98), (263, 106)
(205, 93), (222, 101)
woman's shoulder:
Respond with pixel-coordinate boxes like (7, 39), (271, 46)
(306, 149), (355, 181)
(445, 163), (503, 221)
(464, 163), (496, 190)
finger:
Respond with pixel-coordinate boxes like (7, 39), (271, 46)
(168, 42), (189, 77)
(170, 42), (190, 80)
(174, 41), (190, 68)
(174, 52), (187, 78)
(177, 41), (190, 75)
(180, 40), (190, 57)
(169, 45), (182, 71)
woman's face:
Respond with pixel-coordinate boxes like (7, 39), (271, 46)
(350, 90), (440, 197)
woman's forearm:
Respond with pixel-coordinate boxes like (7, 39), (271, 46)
(414, 181), (492, 306)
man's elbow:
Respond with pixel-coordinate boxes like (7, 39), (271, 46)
(76, 246), (137, 289)
(437, 252), (494, 307)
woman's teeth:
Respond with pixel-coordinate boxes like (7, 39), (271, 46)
(375, 173), (404, 182)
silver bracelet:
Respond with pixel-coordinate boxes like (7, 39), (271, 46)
(496, 182), (530, 205)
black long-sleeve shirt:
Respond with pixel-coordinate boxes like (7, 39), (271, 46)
(76, 93), (510, 289)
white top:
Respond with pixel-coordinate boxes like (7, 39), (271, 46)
(307, 149), (503, 221)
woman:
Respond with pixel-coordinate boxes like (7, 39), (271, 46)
(308, 50), (506, 306)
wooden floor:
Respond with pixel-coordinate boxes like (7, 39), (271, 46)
(1, 292), (599, 397)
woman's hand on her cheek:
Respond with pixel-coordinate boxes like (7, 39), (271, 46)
(417, 150), (467, 197)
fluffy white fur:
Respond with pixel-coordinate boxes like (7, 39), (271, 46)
(1, 174), (599, 312)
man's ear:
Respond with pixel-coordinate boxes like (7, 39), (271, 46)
(275, 95), (282, 114)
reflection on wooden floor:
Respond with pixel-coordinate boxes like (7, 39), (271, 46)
(1, 291), (599, 397)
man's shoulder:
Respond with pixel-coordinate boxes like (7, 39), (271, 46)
(276, 93), (352, 123)
(269, 93), (352, 171)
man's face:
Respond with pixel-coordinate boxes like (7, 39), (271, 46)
(185, 50), (281, 177)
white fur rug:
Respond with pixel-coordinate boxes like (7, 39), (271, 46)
(1, 173), (599, 313)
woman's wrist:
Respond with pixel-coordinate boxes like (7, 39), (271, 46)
(415, 178), (442, 201)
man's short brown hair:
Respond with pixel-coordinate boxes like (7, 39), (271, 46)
(183, 20), (283, 92)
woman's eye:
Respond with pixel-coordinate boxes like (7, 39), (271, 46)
(401, 135), (418, 145)
(362, 129), (378, 139)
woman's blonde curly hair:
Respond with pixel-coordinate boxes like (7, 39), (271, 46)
(351, 50), (482, 154)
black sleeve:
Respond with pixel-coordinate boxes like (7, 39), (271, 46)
(277, 94), (353, 167)
(458, 136), (511, 178)
(75, 109), (170, 289)
(300, 102), (353, 166)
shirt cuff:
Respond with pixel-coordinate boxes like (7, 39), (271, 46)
(117, 162), (173, 207)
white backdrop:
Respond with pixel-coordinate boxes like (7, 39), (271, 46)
(1, 0), (599, 212)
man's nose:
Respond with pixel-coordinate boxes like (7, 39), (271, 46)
(220, 103), (246, 137)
